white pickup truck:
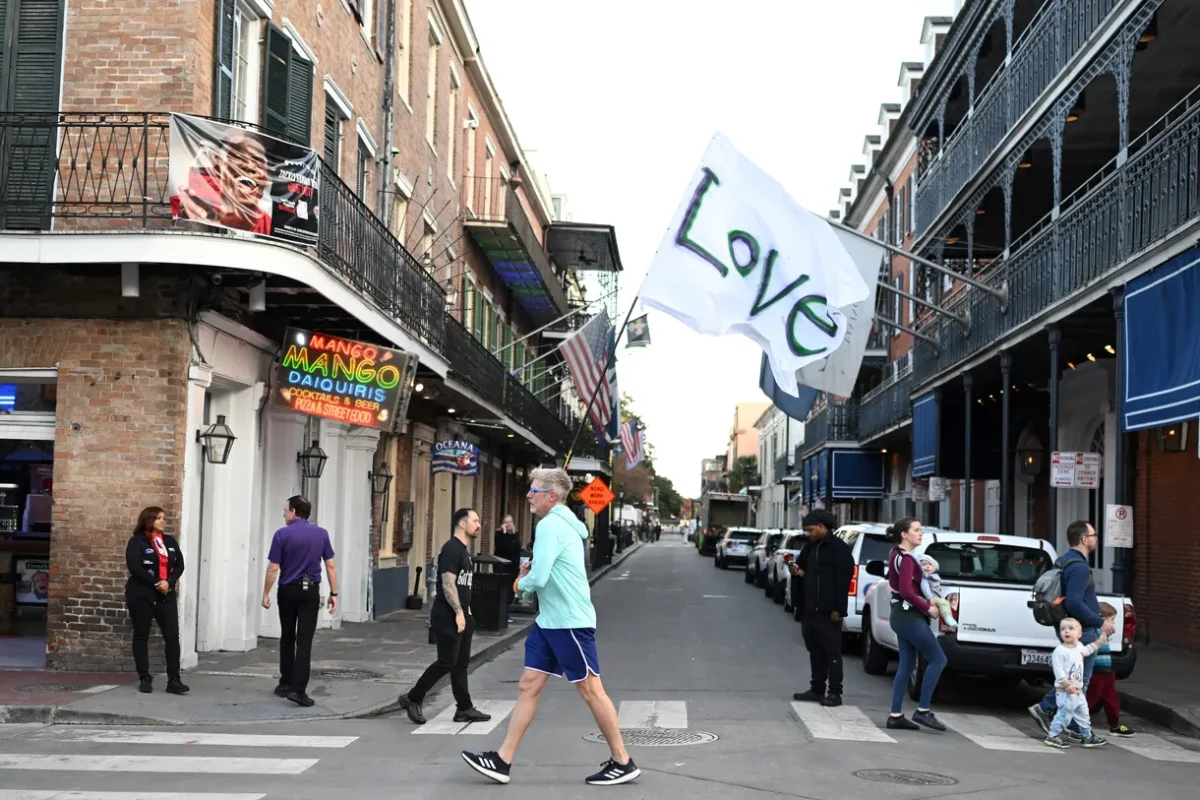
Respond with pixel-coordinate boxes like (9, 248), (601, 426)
(859, 531), (1137, 699)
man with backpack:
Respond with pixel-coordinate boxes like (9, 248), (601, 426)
(1029, 520), (1115, 739)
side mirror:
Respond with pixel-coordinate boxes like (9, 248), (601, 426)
(865, 560), (886, 578)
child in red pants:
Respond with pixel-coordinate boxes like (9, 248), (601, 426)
(1087, 602), (1135, 737)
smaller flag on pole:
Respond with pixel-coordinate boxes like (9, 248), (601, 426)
(620, 418), (644, 469)
(625, 314), (651, 348)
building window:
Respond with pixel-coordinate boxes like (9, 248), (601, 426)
(323, 104), (342, 172)
(447, 65), (459, 182)
(397, 0), (413, 103)
(390, 193), (409, 243)
(425, 16), (442, 147)
(215, 0), (265, 122)
(356, 144), (370, 201)
(464, 106), (478, 211)
(262, 24), (315, 145)
(420, 224), (434, 268)
(483, 144), (495, 216)
(892, 275), (902, 336)
(907, 174), (915, 232)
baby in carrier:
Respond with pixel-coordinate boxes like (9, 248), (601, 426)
(917, 554), (958, 630)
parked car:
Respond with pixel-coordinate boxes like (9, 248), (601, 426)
(715, 527), (763, 569)
(859, 531), (1137, 699)
(766, 532), (807, 608)
(745, 530), (789, 588)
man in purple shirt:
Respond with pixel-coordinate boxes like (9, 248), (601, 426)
(261, 495), (337, 707)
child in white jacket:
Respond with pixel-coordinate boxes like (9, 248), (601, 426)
(1045, 617), (1108, 750)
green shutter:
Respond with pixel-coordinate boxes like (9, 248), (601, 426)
(287, 46), (313, 145)
(262, 25), (291, 139)
(213, 0), (235, 118)
(502, 326), (512, 368)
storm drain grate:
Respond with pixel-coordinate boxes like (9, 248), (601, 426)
(853, 769), (958, 786)
(583, 728), (718, 747)
(17, 683), (89, 693)
(311, 668), (385, 681)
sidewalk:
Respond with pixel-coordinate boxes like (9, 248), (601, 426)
(0, 542), (643, 726)
(1117, 644), (1200, 738)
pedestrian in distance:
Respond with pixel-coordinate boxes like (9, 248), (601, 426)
(398, 508), (492, 726)
(461, 467), (640, 787)
(125, 506), (188, 695)
(884, 517), (948, 732)
(494, 513), (521, 612)
(1028, 520), (1114, 740)
(1044, 617), (1109, 749)
(1086, 602), (1136, 738)
(790, 509), (854, 707)
(261, 495), (337, 708)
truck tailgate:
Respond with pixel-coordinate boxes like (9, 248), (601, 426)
(948, 584), (1127, 652)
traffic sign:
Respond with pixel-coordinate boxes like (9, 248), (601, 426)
(580, 477), (615, 515)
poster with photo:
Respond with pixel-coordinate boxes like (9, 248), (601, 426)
(15, 557), (49, 605)
(168, 113), (320, 245)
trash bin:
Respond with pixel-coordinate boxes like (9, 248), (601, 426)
(471, 553), (511, 633)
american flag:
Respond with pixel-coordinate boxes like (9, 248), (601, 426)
(559, 309), (619, 440)
(620, 418), (644, 468)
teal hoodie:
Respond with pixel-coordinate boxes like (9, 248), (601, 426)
(516, 505), (597, 630)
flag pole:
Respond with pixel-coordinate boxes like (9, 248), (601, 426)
(563, 296), (641, 470)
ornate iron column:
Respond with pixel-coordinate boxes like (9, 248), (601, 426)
(1000, 351), (1013, 537)
(963, 373), (974, 532)
(1048, 324), (1062, 542)
(1111, 288), (1129, 595)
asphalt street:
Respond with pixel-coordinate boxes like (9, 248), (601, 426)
(1, 531), (1198, 799)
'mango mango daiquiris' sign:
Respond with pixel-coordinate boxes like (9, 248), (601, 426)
(272, 328), (417, 431)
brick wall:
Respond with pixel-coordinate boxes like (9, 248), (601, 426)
(1133, 430), (1200, 650)
(0, 316), (191, 671)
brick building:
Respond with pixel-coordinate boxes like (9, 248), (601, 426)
(0, 0), (621, 670)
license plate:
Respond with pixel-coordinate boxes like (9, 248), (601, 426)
(1020, 649), (1053, 666)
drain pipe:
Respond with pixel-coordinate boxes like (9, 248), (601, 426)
(380, 0), (397, 226)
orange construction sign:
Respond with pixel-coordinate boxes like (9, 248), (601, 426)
(579, 477), (616, 515)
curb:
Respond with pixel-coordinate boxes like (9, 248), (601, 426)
(1119, 690), (1200, 739)
(588, 541), (643, 586)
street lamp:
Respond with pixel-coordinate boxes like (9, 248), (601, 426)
(196, 414), (236, 465)
(1018, 434), (1044, 478)
(1157, 422), (1189, 453)
(369, 463), (394, 495)
(298, 440), (329, 480)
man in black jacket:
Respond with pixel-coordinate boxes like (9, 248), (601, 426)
(790, 509), (854, 707)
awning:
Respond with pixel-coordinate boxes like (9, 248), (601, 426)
(817, 452), (828, 499)
(1123, 247), (1200, 431)
(912, 391), (938, 477)
(830, 450), (885, 499)
(805, 457), (816, 503)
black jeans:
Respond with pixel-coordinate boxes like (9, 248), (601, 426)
(278, 582), (321, 694)
(801, 610), (844, 696)
(127, 593), (181, 682)
(409, 616), (475, 710)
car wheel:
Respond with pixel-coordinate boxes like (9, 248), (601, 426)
(755, 568), (767, 589)
(744, 565), (754, 584)
(773, 580), (784, 605)
(714, 554), (723, 569)
(784, 600), (793, 613)
(862, 614), (889, 675)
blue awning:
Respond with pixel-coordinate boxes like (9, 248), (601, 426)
(830, 450), (885, 499)
(1123, 248), (1200, 431)
(817, 452), (828, 498)
(912, 391), (938, 477)
(805, 457), (817, 502)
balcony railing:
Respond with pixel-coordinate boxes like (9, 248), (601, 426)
(799, 401), (859, 457)
(915, 0), (1121, 237)
(0, 111), (446, 353)
(859, 371), (915, 442)
(913, 78), (1200, 386)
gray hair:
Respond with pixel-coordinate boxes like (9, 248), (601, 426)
(530, 467), (572, 502)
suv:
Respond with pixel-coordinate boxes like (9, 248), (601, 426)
(767, 532), (808, 608)
(745, 530), (787, 587)
(715, 527), (763, 569)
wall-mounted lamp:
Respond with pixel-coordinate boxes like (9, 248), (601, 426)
(1136, 14), (1157, 50)
(1157, 422), (1189, 453)
(369, 464), (394, 495)
(1018, 433), (1044, 478)
(298, 440), (329, 480)
(196, 414), (236, 465)
(1067, 91), (1086, 123)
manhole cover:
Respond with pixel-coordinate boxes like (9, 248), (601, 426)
(582, 728), (718, 747)
(310, 668), (384, 680)
(17, 683), (89, 693)
(853, 769), (958, 786)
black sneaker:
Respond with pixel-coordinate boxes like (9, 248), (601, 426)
(274, 683), (291, 698)
(398, 693), (426, 725)
(886, 714), (920, 731)
(286, 691), (315, 707)
(1044, 733), (1071, 750)
(792, 690), (824, 702)
(1081, 733), (1108, 748)
(1110, 724), (1137, 738)
(165, 680), (190, 695)
(820, 694), (843, 707)
(454, 707), (492, 723)
(461, 750), (511, 785)
(1028, 704), (1052, 735)
(137, 678), (152, 694)
(912, 710), (946, 732)
(586, 757), (640, 786)
(1064, 728), (1084, 744)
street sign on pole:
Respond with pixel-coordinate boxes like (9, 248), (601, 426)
(1050, 451), (1101, 488)
(1106, 504), (1134, 548)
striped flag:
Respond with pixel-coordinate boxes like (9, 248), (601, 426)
(559, 309), (619, 441)
(620, 418), (644, 468)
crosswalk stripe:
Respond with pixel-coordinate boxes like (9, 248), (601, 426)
(617, 701), (687, 729)
(1110, 732), (1200, 763)
(412, 704), (467, 735)
(413, 700), (515, 736)
(0, 793), (266, 800)
(458, 701), (516, 735)
(0, 755), (317, 775)
(790, 703), (896, 743)
(937, 713), (1058, 754)
(27, 730), (358, 749)
(75, 686), (119, 695)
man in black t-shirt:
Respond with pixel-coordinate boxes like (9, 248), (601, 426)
(399, 508), (492, 725)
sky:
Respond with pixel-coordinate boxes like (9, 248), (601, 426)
(465, 0), (957, 497)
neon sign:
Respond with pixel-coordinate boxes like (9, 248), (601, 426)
(272, 327), (417, 431)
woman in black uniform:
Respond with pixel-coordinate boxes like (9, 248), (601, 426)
(125, 506), (189, 694)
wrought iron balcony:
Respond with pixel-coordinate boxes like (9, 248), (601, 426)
(0, 111), (446, 353)
(464, 176), (571, 325)
(859, 370), (915, 443)
(915, 0), (1121, 237)
(913, 77), (1200, 386)
(799, 399), (859, 458)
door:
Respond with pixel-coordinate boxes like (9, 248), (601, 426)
(984, 480), (1000, 534)
(408, 437), (432, 596)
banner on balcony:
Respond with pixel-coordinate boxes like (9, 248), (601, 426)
(431, 441), (481, 477)
(272, 328), (417, 432)
(638, 132), (870, 396)
(168, 113), (320, 245)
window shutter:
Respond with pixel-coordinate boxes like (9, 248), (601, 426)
(356, 145), (367, 197)
(0, 0), (9, 111)
(262, 25), (291, 139)
(287, 47), (313, 145)
(323, 104), (339, 170)
(213, 0), (235, 118)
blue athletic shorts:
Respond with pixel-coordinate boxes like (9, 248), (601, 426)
(524, 622), (600, 682)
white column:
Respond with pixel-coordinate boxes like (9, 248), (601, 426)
(342, 427), (382, 622)
(256, 408), (306, 640)
(177, 364), (212, 669)
(316, 422), (349, 630)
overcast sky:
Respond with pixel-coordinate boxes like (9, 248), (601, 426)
(466, 0), (956, 497)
